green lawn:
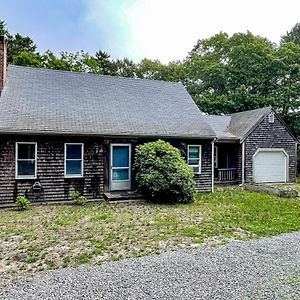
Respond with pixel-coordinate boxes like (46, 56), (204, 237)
(1, 188), (300, 286)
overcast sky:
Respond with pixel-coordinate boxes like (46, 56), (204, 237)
(1, 0), (300, 63)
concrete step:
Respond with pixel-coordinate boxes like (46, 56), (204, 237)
(103, 191), (143, 201)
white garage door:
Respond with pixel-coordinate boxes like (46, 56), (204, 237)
(253, 149), (287, 183)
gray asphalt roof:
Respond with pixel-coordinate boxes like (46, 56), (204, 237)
(0, 65), (215, 138)
(204, 107), (272, 141)
(204, 115), (237, 140)
(229, 107), (272, 140)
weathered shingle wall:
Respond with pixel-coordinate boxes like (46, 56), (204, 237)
(0, 135), (104, 204)
(244, 114), (297, 183)
(0, 136), (213, 204)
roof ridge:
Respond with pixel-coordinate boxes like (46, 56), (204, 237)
(229, 106), (271, 116)
(8, 64), (182, 86)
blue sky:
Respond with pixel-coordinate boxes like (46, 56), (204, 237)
(1, 0), (300, 63)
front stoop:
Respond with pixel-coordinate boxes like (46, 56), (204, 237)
(103, 191), (143, 201)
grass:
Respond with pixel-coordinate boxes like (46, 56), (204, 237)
(0, 188), (300, 286)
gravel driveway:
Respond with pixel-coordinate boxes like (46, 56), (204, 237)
(1, 232), (300, 300)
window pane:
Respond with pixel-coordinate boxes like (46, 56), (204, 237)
(188, 159), (199, 166)
(66, 160), (82, 175)
(18, 160), (35, 176)
(188, 146), (199, 159)
(18, 144), (35, 159)
(66, 144), (82, 159)
(113, 146), (129, 168)
(112, 169), (129, 180)
(189, 166), (199, 173)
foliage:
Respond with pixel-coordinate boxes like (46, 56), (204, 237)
(184, 32), (277, 114)
(15, 195), (30, 210)
(134, 140), (196, 203)
(0, 21), (37, 63)
(0, 20), (8, 37)
(12, 51), (43, 68)
(281, 22), (300, 45)
(70, 191), (87, 205)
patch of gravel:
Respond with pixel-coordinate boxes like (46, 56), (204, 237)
(1, 232), (300, 300)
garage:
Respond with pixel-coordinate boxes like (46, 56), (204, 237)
(253, 149), (288, 183)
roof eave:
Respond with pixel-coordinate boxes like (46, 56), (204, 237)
(0, 130), (216, 140)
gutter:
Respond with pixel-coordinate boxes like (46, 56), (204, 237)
(211, 138), (217, 192)
(0, 130), (216, 140)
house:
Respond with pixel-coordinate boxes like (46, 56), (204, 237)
(0, 37), (297, 204)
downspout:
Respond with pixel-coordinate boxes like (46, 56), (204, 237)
(240, 141), (245, 186)
(211, 139), (216, 192)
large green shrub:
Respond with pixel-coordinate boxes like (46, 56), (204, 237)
(134, 140), (196, 203)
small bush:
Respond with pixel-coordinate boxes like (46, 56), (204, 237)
(134, 140), (196, 204)
(70, 191), (87, 205)
(16, 195), (30, 210)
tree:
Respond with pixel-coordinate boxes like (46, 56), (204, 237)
(281, 23), (300, 45)
(115, 58), (137, 77)
(136, 58), (183, 82)
(183, 32), (278, 114)
(0, 20), (8, 37)
(6, 33), (37, 63)
(42, 50), (71, 70)
(272, 42), (300, 117)
(0, 19), (37, 63)
(12, 51), (43, 68)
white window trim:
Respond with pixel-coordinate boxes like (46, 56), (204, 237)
(64, 143), (84, 178)
(187, 145), (202, 174)
(214, 145), (218, 169)
(15, 142), (37, 179)
(268, 112), (275, 123)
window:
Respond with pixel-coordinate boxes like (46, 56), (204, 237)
(268, 112), (274, 123)
(65, 143), (83, 177)
(16, 142), (37, 179)
(214, 146), (218, 168)
(187, 145), (201, 174)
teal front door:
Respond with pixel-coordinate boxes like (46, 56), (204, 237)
(110, 144), (131, 191)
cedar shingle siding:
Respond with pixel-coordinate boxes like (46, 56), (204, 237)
(0, 136), (105, 204)
(0, 136), (213, 204)
(244, 114), (297, 183)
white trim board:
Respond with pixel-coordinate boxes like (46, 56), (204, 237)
(64, 143), (84, 178)
(15, 142), (37, 180)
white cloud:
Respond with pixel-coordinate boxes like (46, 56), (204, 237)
(86, 0), (300, 63)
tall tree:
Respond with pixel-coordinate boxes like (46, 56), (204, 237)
(0, 20), (8, 37)
(6, 33), (37, 63)
(0, 19), (37, 63)
(281, 23), (300, 45)
(183, 32), (283, 114)
(12, 51), (43, 68)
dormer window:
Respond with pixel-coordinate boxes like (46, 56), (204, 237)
(268, 112), (274, 124)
